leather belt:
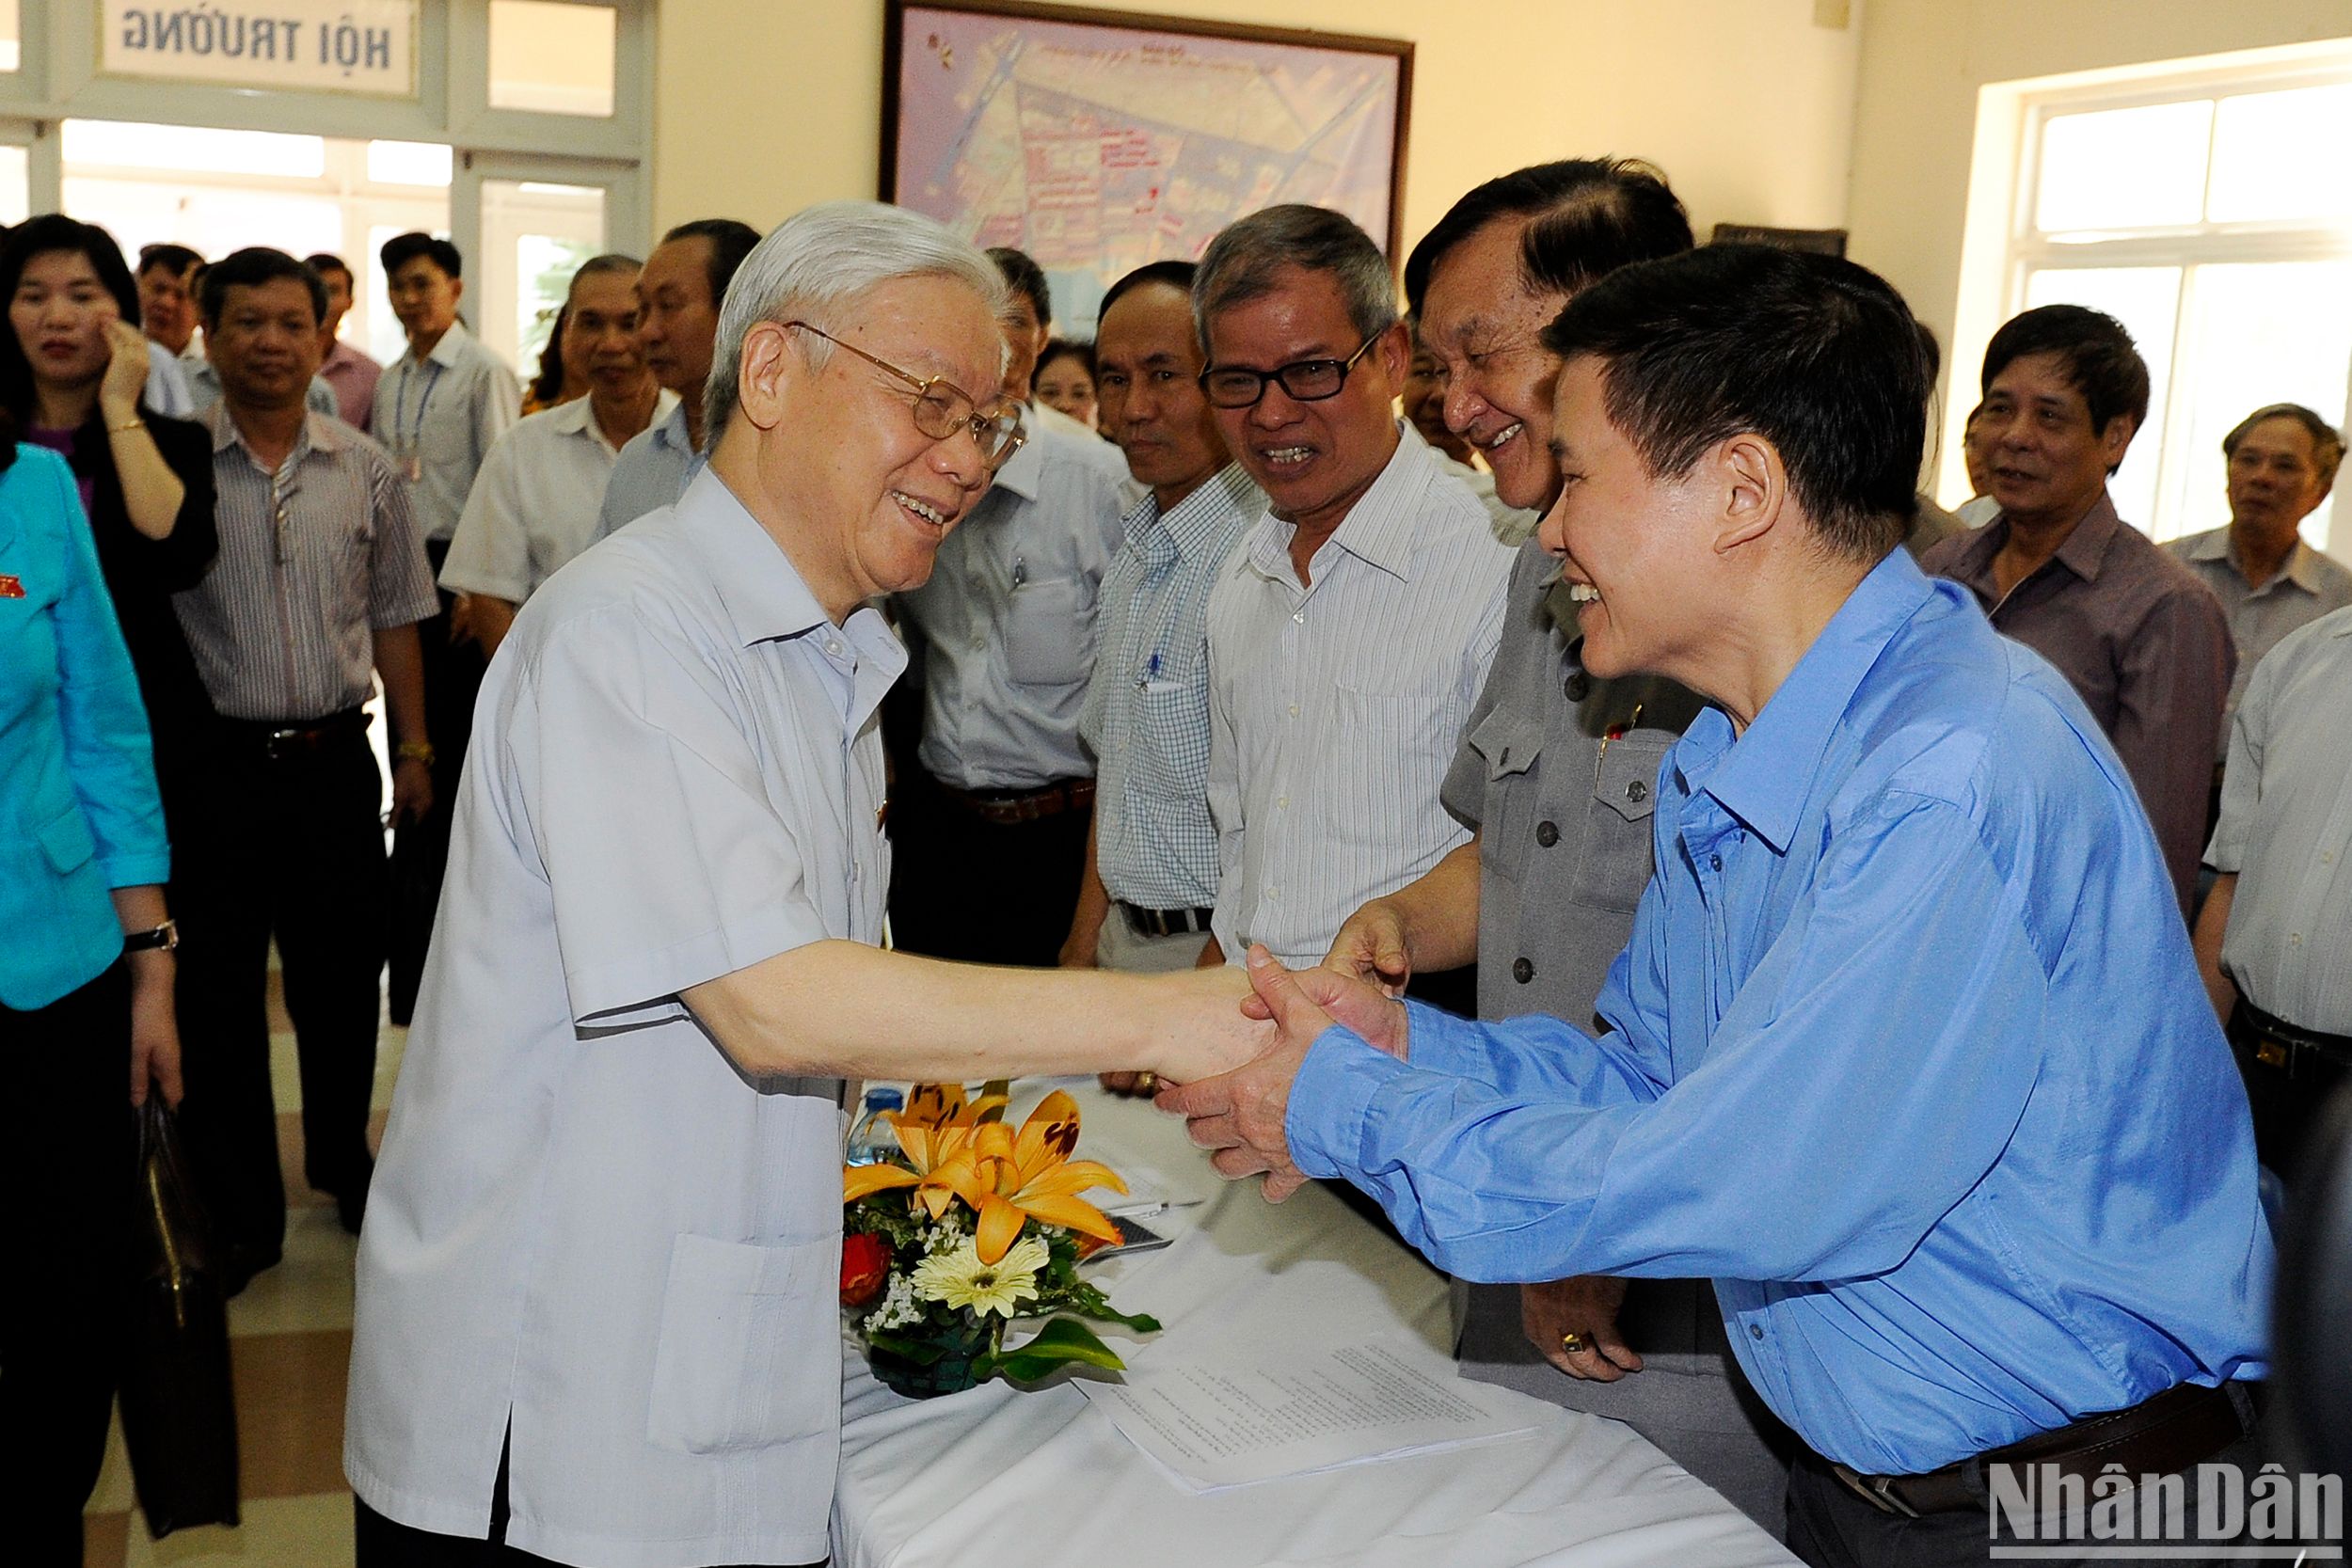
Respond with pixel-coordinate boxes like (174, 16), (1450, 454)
(1831, 1381), (2253, 1518)
(1118, 901), (1216, 939)
(2230, 998), (2352, 1073)
(226, 707), (370, 762)
(934, 776), (1094, 827)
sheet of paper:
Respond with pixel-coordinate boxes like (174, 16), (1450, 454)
(1081, 1336), (1540, 1493)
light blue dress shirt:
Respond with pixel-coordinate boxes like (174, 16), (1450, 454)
(0, 445), (169, 1008)
(596, 401), (705, 542)
(1287, 549), (2271, 1476)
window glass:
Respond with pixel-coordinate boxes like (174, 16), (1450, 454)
(488, 1), (618, 118)
(0, 145), (26, 227)
(2023, 266), (2183, 531)
(0, 0), (20, 72)
(64, 120), (326, 181)
(2161, 261), (2352, 545)
(369, 140), (453, 188)
(479, 179), (606, 372)
(2034, 102), (2212, 233)
(2206, 84), (2352, 224)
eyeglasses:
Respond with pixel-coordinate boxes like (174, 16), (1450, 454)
(783, 320), (1025, 467)
(1199, 332), (1384, 410)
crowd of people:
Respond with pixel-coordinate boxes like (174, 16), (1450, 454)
(3, 147), (2346, 1568)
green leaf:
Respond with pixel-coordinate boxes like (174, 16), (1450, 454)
(988, 1316), (1128, 1385)
(865, 1330), (947, 1365)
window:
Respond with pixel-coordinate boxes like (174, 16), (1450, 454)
(487, 1), (618, 117)
(1995, 69), (2352, 547)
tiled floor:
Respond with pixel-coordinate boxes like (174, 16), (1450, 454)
(80, 970), (405, 1568)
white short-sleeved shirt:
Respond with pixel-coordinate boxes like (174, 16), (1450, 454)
(438, 389), (678, 605)
(346, 467), (903, 1568)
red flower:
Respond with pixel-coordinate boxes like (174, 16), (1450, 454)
(841, 1232), (892, 1307)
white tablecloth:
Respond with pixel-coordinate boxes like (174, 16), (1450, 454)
(832, 1078), (1798, 1568)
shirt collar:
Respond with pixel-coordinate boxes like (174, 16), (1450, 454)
(1954, 489), (2124, 591)
(671, 467), (833, 649)
(203, 401), (348, 460)
(651, 399), (693, 452)
(423, 319), (475, 370)
(1687, 549), (1939, 854)
(985, 423), (1047, 503)
(1129, 462), (1263, 560)
(552, 388), (680, 453)
(1245, 420), (1425, 585)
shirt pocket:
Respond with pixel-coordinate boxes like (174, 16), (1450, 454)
(1327, 664), (1462, 856)
(1004, 576), (1091, 687)
(38, 801), (98, 876)
(1571, 737), (1669, 913)
(1133, 660), (1211, 798)
(1465, 708), (1543, 879)
(644, 1231), (839, 1456)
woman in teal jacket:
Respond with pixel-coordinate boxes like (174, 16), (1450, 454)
(0, 422), (183, 1564)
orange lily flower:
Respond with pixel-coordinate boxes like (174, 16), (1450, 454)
(841, 1082), (1002, 1215)
(967, 1090), (1126, 1263)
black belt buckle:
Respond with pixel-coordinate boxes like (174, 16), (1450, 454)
(1832, 1464), (1923, 1519)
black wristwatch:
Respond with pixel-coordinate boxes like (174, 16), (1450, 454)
(123, 920), (179, 954)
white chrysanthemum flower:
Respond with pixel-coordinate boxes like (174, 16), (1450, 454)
(910, 1235), (1048, 1319)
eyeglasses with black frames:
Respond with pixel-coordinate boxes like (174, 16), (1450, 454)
(1198, 331), (1385, 410)
(783, 320), (1025, 467)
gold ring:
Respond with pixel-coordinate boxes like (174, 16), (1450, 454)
(1134, 1071), (1158, 1093)
(1560, 1332), (1586, 1355)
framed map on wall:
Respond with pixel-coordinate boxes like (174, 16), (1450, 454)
(882, 0), (1413, 335)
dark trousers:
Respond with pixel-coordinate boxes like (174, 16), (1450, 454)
(2227, 1002), (2350, 1184)
(887, 773), (1090, 967)
(175, 717), (388, 1277)
(0, 962), (134, 1565)
(389, 542), (483, 1023)
(1786, 1427), (2271, 1568)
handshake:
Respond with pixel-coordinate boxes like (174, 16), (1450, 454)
(1131, 942), (1413, 1204)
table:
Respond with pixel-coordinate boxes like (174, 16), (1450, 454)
(832, 1078), (1799, 1568)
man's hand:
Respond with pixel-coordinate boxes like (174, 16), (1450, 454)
(391, 755), (436, 825)
(1522, 1275), (1643, 1382)
(1157, 945), (1412, 1202)
(1239, 950), (1410, 1060)
(1324, 897), (1414, 996)
(1134, 962), (1278, 1087)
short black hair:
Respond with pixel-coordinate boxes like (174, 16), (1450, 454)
(1979, 305), (2148, 436)
(380, 231), (462, 280)
(1099, 259), (1197, 323)
(136, 242), (204, 280)
(660, 217), (761, 308)
(199, 247), (327, 327)
(1542, 245), (1929, 563)
(303, 251), (354, 286)
(1404, 158), (1692, 316)
(987, 246), (1051, 326)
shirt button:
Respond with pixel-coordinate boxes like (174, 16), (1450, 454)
(1626, 780), (1648, 803)
(1535, 820), (1560, 847)
(1278, 795), (1290, 809)
(1511, 957), (1534, 984)
(1750, 1323), (1765, 1341)
(1265, 886), (1279, 900)
(1288, 704), (1300, 718)
(1709, 854), (1724, 872)
(1292, 610), (1306, 624)
(2289, 933), (2303, 946)
(1565, 672), (1590, 702)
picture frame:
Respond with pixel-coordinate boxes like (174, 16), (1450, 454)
(882, 0), (1413, 333)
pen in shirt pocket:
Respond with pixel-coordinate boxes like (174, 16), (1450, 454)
(1136, 651), (1182, 693)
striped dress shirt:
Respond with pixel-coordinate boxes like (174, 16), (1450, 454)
(2208, 605), (2352, 1035)
(173, 405), (438, 721)
(373, 321), (521, 544)
(1206, 425), (1514, 969)
(1079, 463), (1262, 911)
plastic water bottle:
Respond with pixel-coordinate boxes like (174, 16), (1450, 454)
(846, 1087), (905, 1165)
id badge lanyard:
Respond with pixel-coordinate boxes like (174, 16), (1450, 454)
(394, 357), (445, 483)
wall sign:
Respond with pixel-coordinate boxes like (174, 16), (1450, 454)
(101, 0), (421, 98)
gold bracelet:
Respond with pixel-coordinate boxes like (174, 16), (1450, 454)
(395, 740), (437, 768)
(107, 418), (147, 435)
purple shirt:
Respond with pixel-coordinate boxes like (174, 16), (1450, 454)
(25, 425), (98, 521)
(320, 339), (383, 433)
(1920, 492), (2233, 916)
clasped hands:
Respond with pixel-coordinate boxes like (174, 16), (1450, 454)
(1150, 945), (1409, 1204)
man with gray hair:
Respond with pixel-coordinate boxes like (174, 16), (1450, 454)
(345, 201), (1272, 1568)
(1195, 204), (1514, 1009)
(2167, 401), (2352, 755)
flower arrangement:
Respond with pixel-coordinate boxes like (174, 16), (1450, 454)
(842, 1082), (1161, 1398)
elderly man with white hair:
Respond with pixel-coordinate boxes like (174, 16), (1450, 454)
(343, 202), (1270, 1568)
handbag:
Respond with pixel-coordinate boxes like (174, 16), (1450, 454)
(118, 1096), (242, 1537)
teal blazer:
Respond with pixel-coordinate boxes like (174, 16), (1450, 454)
(0, 443), (169, 1009)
